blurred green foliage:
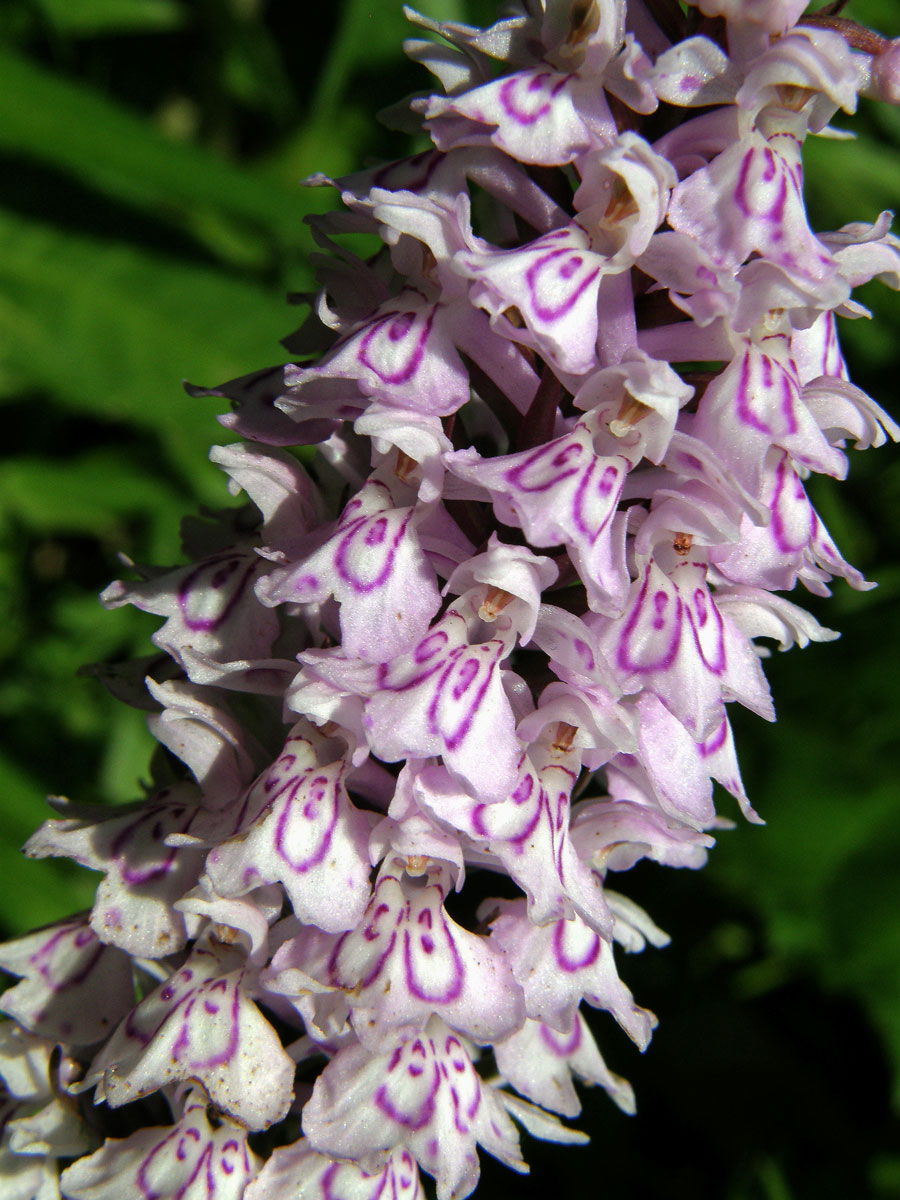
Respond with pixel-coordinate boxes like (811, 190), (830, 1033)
(1, 1), (898, 1195)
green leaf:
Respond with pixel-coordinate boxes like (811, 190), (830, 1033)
(805, 127), (900, 229)
(32, 0), (186, 35)
(0, 453), (188, 540)
(0, 43), (319, 269)
(847, 0), (900, 35)
(824, 819), (900, 1108)
(0, 208), (304, 499)
(710, 595), (900, 1108)
(272, 0), (465, 180)
(728, 1157), (795, 1200)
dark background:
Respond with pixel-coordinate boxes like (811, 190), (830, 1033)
(1, 1), (898, 1195)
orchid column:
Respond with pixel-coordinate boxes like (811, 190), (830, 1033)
(2, 3), (898, 1199)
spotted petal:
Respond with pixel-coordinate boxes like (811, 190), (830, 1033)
(259, 476), (441, 663)
(485, 901), (655, 1049)
(416, 757), (613, 937)
(599, 557), (773, 740)
(302, 1017), (525, 1200)
(276, 859), (524, 1048)
(454, 226), (606, 375)
(668, 130), (840, 288)
(204, 728), (372, 934)
(281, 294), (471, 417)
(85, 939), (294, 1130)
(24, 787), (207, 958)
(0, 916), (133, 1046)
(101, 552), (279, 677)
(494, 1013), (635, 1118)
(303, 604), (522, 803)
(245, 1142), (423, 1200)
(59, 1088), (259, 1200)
(424, 68), (596, 166)
(446, 428), (630, 615)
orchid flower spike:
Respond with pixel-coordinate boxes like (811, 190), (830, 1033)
(4, 3), (899, 1198)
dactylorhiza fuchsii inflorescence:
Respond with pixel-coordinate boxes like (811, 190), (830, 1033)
(3, 2), (900, 1198)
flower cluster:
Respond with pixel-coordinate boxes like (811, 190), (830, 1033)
(3, 3), (899, 1198)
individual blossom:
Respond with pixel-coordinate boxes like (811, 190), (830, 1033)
(59, 1086), (259, 1200)
(301, 1015), (528, 1200)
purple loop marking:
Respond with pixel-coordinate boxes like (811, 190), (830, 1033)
(505, 437), (584, 495)
(138, 1130), (214, 1198)
(498, 70), (566, 126)
(29, 922), (104, 992)
(112, 801), (190, 888)
(539, 1016), (582, 1057)
(426, 641), (499, 752)
(553, 919), (601, 972)
(176, 556), (255, 633)
(357, 305), (437, 386)
(525, 247), (601, 324)
(617, 567), (683, 674)
(572, 457), (622, 543)
(333, 510), (412, 595)
(403, 908), (465, 1004)
(699, 717), (728, 759)
(375, 1049), (439, 1130)
(273, 773), (340, 874)
(685, 582), (726, 675)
